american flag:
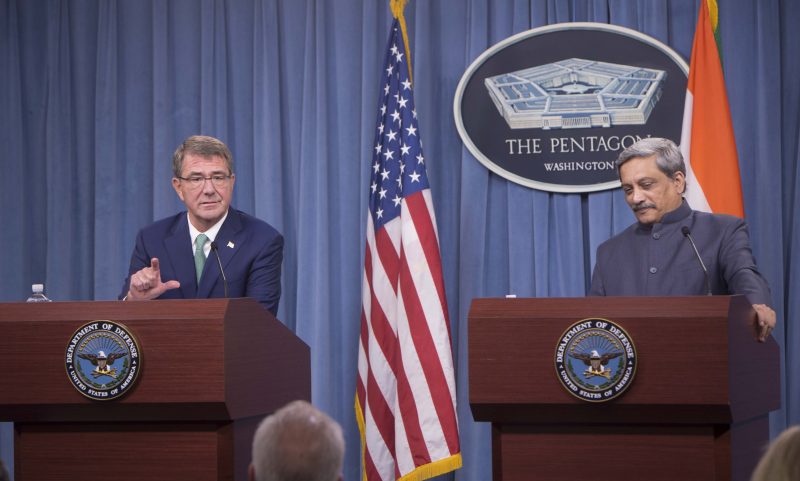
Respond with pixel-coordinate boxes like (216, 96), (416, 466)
(355, 18), (462, 481)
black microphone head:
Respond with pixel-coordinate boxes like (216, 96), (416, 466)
(681, 226), (690, 236)
(210, 241), (219, 251)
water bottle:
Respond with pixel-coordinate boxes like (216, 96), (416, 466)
(26, 283), (52, 302)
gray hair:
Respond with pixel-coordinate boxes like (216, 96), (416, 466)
(251, 401), (345, 481)
(172, 135), (234, 177)
(750, 426), (800, 481)
(616, 137), (686, 179)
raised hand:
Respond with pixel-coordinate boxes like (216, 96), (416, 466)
(126, 258), (181, 300)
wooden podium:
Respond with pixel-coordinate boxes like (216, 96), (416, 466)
(0, 298), (310, 481)
(469, 296), (779, 481)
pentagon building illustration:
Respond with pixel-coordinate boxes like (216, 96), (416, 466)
(484, 58), (666, 130)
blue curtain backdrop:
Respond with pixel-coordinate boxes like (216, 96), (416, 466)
(1, 0), (798, 480)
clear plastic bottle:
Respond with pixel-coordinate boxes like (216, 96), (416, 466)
(26, 283), (52, 302)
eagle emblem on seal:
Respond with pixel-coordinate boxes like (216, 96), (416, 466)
(570, 349), (623, 379)
(77, 350), (127, 378)
(554, 318), (637, 402)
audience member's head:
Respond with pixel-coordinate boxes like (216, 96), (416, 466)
(250, 400), (345, 481)
(0, 459), (9, 481)
(751, 425), (800, 481)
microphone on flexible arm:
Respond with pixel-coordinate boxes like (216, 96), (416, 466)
(681, 226), (712, 296)
(210, 242), (229, 298)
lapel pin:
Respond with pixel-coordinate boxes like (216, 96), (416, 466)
(227, 241), (235, 249)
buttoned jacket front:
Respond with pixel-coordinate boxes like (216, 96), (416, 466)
(590, 201), (771, 306)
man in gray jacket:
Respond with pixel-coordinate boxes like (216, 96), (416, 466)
(590, 137), (776, 341)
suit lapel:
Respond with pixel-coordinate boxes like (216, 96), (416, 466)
(164, 214), (197, 299)
(197, 209), (243, 298)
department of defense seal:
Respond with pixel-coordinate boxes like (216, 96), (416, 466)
(65, 321), (141, 400)
(554, 318), (636, 402)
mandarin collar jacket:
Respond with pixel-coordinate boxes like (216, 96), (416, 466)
(590, 200), (772, 306)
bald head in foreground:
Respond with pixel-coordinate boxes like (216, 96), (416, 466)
(250, 400), (345, 481)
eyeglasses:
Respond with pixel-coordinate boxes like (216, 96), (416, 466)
(177, 174), (232, 189)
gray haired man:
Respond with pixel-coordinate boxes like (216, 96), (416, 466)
(590, 137), (776, 341)
(249, 400), (345, 481)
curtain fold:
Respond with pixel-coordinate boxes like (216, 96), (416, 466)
(1, 1), (797, 480)
(780, 0), (800, 434)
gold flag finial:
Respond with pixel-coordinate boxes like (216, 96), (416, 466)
(390, 0), (412, 83)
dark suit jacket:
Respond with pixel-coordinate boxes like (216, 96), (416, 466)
(119, 208), (283, 315)
(590, 201), (771, 306)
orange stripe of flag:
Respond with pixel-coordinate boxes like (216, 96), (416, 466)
(687, 0), (744, 217)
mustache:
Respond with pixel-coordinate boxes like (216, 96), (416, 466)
(632, 202), (656, 212)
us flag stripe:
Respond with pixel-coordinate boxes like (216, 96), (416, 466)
(356, 17), (461, 481)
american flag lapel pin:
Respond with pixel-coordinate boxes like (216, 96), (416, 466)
(227, 241), (235, 249)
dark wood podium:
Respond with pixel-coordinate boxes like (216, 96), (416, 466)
(469, 296), (779, 481)
(0, 298), (310, 481)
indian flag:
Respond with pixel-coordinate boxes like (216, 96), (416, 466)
(679, 0), (744, 217)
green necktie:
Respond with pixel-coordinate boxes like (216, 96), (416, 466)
(194, 233), (208, 283)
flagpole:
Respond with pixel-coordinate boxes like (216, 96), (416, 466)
(357, 4), (462, 479)
(390, 0), (412, 83)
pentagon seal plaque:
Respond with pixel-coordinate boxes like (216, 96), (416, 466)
(555, 318), (636, 402)
(65, 320), (141, 400)
(454, 23), (688, 192)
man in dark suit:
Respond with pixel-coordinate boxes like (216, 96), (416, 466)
(590, 137), (775, 341)
(120, 135), (283, 315)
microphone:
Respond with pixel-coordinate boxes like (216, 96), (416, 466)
(681, 226), (712, 296)
(210, 242), (229, 298)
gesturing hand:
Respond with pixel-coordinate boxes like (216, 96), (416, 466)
(126, 258), (181, 300)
